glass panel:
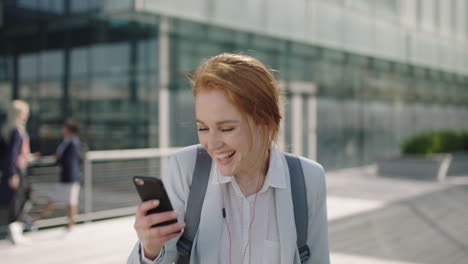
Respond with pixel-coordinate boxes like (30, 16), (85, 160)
(91, 43), (130, 74)
(25, 79), (63, 154)
(70, 78), (90, 122)
(170, 88), (198, 147)
(70, 0), (89, 12)
(19, 53), (38, 81)
(87, 75), (129, 149)
(345, 0), (374, 13)
(344, 54), (367, 95)
(0, 82), (11, 126)
(288, 55), (314, 82)
(40, 50), (63, 78)
(17, 0), (38, 9)
(71, 47), (89, 76)
(137, 38), (158, 72)
(0, 55), (12, 81)
(316, 50), (345, 96)
(48, 0), (65, 14)
(16, 0), (65, 14)
(137, 73), (159, 148)
(375, 0), (398, 19)
(71, 0), (103, 12)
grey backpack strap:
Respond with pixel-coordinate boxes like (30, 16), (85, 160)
(176, 145), (212, 264)
(284, 153), (310, 263)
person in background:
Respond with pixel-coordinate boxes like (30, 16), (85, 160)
(35, 119), (82, 233)
(0, 100), (32, 244)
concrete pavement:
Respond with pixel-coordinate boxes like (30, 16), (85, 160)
(2, 165), (468, 264)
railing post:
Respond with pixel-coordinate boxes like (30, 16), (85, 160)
(437, 154), (453, 182)
(84, 154), (93, 222)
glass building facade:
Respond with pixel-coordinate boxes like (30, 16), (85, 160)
(1, 0), (468, 169)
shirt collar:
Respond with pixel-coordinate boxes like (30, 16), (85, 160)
(211, 143), (287, 189)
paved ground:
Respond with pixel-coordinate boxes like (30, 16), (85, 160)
(327, 166), (468, 264)
(2, 165), (468, 264)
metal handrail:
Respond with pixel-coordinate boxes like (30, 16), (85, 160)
(29, 147), (181, 228)
(82, 147), (181, 222)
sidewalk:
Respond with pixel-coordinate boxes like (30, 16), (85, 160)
(327, 165), (468, 264)
(1, 165), (468, 264)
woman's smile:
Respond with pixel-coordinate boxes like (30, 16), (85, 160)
(214, 150), (236, 165)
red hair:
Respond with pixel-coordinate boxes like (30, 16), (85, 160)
(192, 53), (283, 164)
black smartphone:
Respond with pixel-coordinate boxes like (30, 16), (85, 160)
(133, 176), (178, 227)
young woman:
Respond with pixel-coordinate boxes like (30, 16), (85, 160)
(0, 100), (32, 244)
(129, 53), (330, 264)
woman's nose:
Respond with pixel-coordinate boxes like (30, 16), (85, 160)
(208, 132), (222, 150)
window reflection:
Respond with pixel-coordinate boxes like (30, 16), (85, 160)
(91, 43), (130, 74)
(3, 12), (467, 168)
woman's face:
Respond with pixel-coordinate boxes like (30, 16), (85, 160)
(195, 89), (264, 177)
(20, 110), (29, 122)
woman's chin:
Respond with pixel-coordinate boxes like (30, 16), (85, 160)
(217, 164), (237, 177)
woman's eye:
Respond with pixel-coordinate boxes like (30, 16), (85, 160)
(198, 128), (208, 132)
(221, 128), (234, 132)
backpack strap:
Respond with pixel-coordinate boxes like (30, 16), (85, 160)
(176, 147), (310, 263)
(284, 152), (310, 263)
(176, 145), (211, 264)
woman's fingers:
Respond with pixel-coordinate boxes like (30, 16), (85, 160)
(136, 200), (159, 218)
(149, 221), (186, 237)
(145, 211), (178, 227)
(134, 200), (185, 256)
(155, 227), (184, 244)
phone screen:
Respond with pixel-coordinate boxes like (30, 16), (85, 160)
(133, 176), (178, 227)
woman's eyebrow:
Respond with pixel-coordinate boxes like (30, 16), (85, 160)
(196, 120), (240, 125)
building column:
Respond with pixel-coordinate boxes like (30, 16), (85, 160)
(129, 35), (138, 148)
(291, 93), (303, 156)
(307, 94), (317, 161)
(12, 50), (18, 100)
(159, 16), (170, 175)
(62, 31), (71, 120)
(278, 95), (286, 151)
(290, 81), (317, 160)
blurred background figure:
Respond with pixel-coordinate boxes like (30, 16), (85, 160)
(35, 119), (82, 233)
(0, 100), (32, 245)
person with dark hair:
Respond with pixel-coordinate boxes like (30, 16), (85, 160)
(35, 119), (82, 233)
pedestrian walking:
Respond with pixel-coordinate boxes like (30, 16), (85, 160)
(0, 100), (33, 244)
(35, 119), (82, 233)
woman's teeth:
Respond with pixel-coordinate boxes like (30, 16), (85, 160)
(216, 151), (235, 159)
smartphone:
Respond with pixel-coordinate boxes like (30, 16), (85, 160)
(133, 176), (178, 227)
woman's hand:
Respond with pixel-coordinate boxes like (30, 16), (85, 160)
(134, 200), (186, 260)
(33, 152), (41, 160)
(8, 174), (20, 190)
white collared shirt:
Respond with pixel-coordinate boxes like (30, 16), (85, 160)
(212, 146), (286, 264)
(143, 145), (287, 264)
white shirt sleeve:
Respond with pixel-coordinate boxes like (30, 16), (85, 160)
(140, 243), (166, 264)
